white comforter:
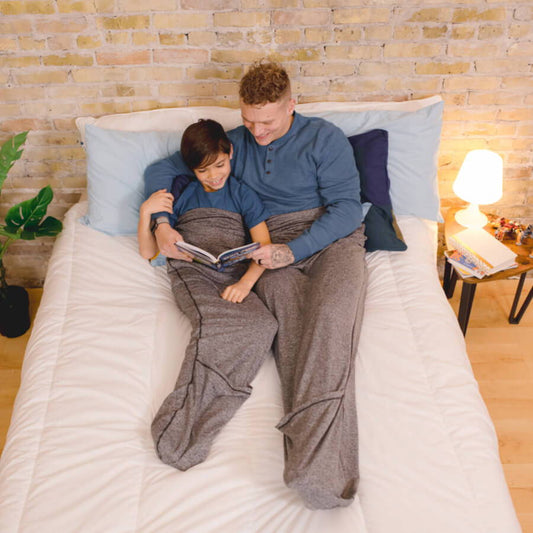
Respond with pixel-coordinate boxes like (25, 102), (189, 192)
(0, 202), (520, 533)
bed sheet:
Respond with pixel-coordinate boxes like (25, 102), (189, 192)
(0, 202), (520, 533)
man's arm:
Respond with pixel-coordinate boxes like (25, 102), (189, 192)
(138, 189), (174, 259)
(144, 151), (192, 218)
(144, 152), (194, 260)
(286, 126), (363, 262)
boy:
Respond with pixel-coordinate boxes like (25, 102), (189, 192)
(140, 119), (277, 470)
(138, 119), (271, 303)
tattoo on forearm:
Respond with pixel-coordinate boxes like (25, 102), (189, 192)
(271, 245), (294, 268)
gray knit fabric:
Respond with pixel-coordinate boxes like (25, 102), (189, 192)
(152, 207), (367, 510)
(255, 208), (367, 510)
(152, 209), (278, 470)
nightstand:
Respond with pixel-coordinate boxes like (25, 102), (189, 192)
(443, 207), (533, 335)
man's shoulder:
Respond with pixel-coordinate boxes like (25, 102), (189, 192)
(296, 113), (344, 138)
(294, 113), (348, 150)
(227, 124), (248, 143)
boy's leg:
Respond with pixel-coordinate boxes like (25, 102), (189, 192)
(255, 228), (366, 509)
(152, 264), (277, 470)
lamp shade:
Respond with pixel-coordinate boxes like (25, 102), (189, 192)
(453, 149), (503, 205)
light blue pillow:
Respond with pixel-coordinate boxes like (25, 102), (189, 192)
(81, 124), (181, 235)
(81, 101), (443, 237)
(301, 100), (444, 221)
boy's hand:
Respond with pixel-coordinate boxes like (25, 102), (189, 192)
(142, 189), (191, 261)
(140, 189), (174, 216)
(154, 223), (192, 261)
(221, 280), (252, 303)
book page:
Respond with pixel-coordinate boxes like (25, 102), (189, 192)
(175, 241), (217, 263)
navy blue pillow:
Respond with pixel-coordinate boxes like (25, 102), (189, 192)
(363, 204), (407, 252)
(348, 129), (407, 252)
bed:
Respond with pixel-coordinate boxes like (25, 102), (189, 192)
(0, 97), (521, 533)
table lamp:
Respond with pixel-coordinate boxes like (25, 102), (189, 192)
(452, 149), (503, 228)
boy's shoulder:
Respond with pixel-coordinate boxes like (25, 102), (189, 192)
(227, 177), (267, 213)
(227, 175), (259, 197)
(177, 176), (254, 201)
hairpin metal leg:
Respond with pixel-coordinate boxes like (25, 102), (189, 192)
(458, 283), (477, 335)
(443, 260), (458, 299)
(509, 272), (533, 324)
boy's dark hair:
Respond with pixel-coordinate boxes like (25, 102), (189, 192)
(239, 59), (291, 105)
(181, 119), (231, 170)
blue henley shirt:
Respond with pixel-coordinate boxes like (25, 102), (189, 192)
(144, 112), (363, 262)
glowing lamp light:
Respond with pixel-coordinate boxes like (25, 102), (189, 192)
(453, 149), (503, 228)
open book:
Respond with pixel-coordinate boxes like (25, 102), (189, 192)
(448, 227), (517, 277)
(175, 241), (260, 271)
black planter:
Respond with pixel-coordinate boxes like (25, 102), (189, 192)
(0, 285), (31, 338)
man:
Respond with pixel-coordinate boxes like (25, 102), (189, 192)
(145, 60), (367, 510)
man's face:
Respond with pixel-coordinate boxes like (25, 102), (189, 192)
(240, 97), (296, 146)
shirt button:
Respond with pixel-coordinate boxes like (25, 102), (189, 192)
(268, 146), (273, 151)
(267, 159), (272, 163)
(266, 171), (271, 175)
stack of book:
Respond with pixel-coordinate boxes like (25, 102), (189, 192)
(447, 227), (517, 279)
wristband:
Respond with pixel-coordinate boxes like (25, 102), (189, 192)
(151, 216), (170, 233)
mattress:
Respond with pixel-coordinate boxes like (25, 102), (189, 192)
(0, 201), (520, 533)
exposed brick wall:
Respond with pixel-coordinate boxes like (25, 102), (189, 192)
(1, 1), (532, 286)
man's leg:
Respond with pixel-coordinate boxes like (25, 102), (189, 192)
(255, 227), (366, 509)
(152, 264), (278, 470)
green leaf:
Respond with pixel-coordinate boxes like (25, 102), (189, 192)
(0, 226), (20, 239)
(5, 185), (54, 230)
(22, 216), (63, 239)
(0, 132), (28, 193)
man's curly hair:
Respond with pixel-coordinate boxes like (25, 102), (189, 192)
(239, 60), (291, 105)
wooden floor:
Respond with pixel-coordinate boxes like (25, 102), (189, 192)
(0, 288), (43, 455)
(1, 282), (532, 531)
(448, 278), (533, 533)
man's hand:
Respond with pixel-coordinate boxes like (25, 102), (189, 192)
(250, 244), (294, 269)
(154, 223), (192, 261)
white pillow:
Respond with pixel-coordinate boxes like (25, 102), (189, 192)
(76, 96), (441, 139)
(75, 107), (243, 143)
(76, 96), (443, 236)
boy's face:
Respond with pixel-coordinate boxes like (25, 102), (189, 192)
(240, 96), (295, 146)
(194, 148), (232, 192)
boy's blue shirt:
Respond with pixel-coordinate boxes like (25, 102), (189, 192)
(145, 112), (362, 262)
(150, 178), (268, 267)
(174, 177), (270, 230)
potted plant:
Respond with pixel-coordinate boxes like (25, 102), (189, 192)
(0, 132), (63, 338)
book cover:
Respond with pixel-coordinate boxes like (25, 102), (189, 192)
(444, 250), (484, 279)
(175, 241), (260, 271)
(448, 227), (517, 276)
